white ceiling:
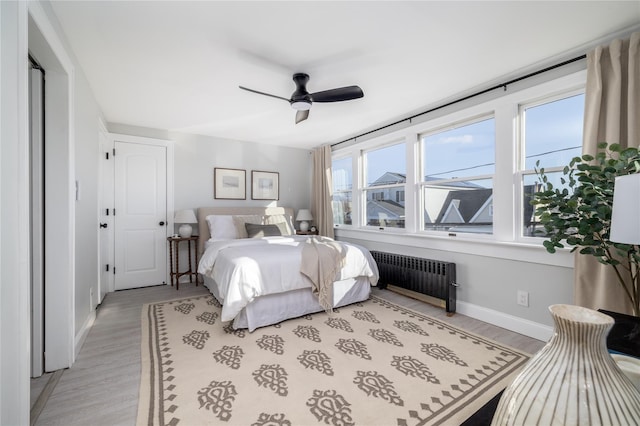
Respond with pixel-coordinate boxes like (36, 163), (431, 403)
(49, 1), (639, 149)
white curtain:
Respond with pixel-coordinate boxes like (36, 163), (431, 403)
(311, 145), (335, 238)
(575, 32), (640, 314)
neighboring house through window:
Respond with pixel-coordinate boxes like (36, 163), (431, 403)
(421, 117), (495, 234)
(364, 143), (406, 228)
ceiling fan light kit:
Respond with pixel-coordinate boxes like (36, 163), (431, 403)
(291, 100), (311, 111)
(240, 72), (363, 124)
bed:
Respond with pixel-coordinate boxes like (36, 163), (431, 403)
(196, 206), (379, 331)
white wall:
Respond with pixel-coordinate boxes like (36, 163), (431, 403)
(72, 69), (103, 337)
(1, 1), (30, 424)
(28, 1), (105, 365)
(337, 232), (572, 340)
(31, 0), (103, 344)
(108, 124), (313, 218)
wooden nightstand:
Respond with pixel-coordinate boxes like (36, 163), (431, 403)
(167, 235), (199, 290)
(296, 230), (319, 235)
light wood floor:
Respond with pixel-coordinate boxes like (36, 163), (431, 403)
(32, 285), (544, 425)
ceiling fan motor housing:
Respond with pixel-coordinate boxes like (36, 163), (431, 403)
(290, 73), (312, 110)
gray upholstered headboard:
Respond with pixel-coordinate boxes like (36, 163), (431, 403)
(196, 206), (295, 258)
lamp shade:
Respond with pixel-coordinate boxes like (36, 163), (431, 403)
(174, 209), (197, 224)
(296, 209), (313, 221)
(610, 174), (640, 244)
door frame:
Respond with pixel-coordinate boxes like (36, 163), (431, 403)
(29, 1), (76, 372)
(108, 133), (174, 289)
(97, 118), (113, 301)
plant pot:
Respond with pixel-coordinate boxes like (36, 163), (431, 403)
(491, 304), (640, 425)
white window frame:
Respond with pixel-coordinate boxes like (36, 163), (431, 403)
(330, 70), (585, 267)
(515, 87), (586, 243)
(418, 114), (496, 239)
(361, 139), (407, 231)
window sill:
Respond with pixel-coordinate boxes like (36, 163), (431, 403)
(334, 227), (573, 268)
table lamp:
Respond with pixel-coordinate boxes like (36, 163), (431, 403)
(174, 209), (197, 238)
(296, 209), (313, 232)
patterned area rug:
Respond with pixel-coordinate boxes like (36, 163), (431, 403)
(137, 295), (530, 426)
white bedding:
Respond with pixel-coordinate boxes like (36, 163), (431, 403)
(197, 235), (378, 323)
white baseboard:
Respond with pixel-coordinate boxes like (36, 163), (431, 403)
(457, 301), (553, 342)
(74, 310), (96, 358)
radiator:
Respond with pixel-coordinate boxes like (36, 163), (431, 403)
(370, 251), (457, 314)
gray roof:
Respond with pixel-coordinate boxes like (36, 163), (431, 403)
(366, 200), (405, 219)
(435, 188), (492, 224)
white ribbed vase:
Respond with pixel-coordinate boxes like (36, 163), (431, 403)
(492, 304), (640, 425)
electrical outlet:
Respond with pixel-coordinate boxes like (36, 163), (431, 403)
(517, 290), (529, 307)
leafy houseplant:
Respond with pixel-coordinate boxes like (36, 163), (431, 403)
(531, 142), (640, 316)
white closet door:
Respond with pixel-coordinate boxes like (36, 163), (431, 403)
(30, 66), (45, 377)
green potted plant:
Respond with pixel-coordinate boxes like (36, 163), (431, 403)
(531, 142), (640, 316)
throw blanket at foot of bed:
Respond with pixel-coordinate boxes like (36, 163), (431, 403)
(300, 236), (347, 313)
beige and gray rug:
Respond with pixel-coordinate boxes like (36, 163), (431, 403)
(138, 295), (529, 426)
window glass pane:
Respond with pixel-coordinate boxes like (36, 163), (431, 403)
(332, 157), (352, 192)
(524, 94), (584, 170)
(424, 179), (493, 234)
(366, 143), (406, 186)
(364, 143), (405, 229)
(365, 187), (405, 228)
(332, 194), (352, 225)
(522, 172), (572, 237)
(332, 157), (352, 225)
(423, 118), (495, 180)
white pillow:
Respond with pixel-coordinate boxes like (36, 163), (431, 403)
(205, 215), (237, 241)
(264, 214), (295, 235)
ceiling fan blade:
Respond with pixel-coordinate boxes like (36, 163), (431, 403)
(295, 110), (309, 124)
(310, 85), (364, 103)
(239, 86), (290, 102)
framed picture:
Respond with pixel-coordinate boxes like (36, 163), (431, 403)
(251, 170), (279, 200)
(214, 168), (246, 199)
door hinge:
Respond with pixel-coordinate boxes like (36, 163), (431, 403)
(106, 208), (109, 216)
(113, 267), (116, 275)
(113, 208), (116, 216)
(112, 148), (116, 156)
(105, 264), (109, 272)
(105, 152), (109, 160)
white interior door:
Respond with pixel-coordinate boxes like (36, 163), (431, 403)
(114, 141), (168, 290)
(30, 65), (45, 378)
(98, 125), (114, 300)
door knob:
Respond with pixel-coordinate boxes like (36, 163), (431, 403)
(159, 221), (165, 226)
(99, 223), (108, 229)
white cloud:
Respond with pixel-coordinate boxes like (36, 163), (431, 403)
(434, 134), (474, 145)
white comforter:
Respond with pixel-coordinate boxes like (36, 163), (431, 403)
(197, 236), (378, 322)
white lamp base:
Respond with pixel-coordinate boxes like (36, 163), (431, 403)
(178, 224), (193, 238)
(299, 221), (309, 232)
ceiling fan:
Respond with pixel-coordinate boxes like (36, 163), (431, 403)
(239, 73), (364, 124)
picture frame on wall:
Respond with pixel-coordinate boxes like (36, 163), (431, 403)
(251, 170), (279, 200)
(214, 167), (246, 199)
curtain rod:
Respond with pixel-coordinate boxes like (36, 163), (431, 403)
(331, 54), (587, 147)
